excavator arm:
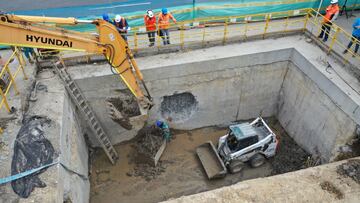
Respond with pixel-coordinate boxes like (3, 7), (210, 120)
(0, 13), (152, 110)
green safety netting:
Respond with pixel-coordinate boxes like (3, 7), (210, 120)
(63, 0), (359, 32)
(1, 0), (359, 49)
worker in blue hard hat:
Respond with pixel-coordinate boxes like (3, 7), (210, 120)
(158, 8), (177, 45)
(102, 13), (111, 23)
(155, 120), (171, 142)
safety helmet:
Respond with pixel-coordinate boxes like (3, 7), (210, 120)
(330, 0), (338, 4)
(115, 15), (122, 23)
(147, 10), (154, 18)
(162, 8), (168, 14)
(155, 120), (163, 128)
(102, 13), (109, 21)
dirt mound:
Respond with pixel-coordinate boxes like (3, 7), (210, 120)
(134, 126), (163, 158)
(124, 125), (168, 181)
(337, 159), (360, 184)
(320, 181), (344, 199)
(270, 131), (312, 175)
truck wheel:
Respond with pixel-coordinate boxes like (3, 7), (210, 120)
(250, 154), (265, 168)
(228, 160), (244, 174)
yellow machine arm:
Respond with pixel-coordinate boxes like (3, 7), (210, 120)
(0, 13), (152, 109)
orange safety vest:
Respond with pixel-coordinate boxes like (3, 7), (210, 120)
(323, 4), (339, 23)
(144, 15), (157, 31)
(158, 13), (176, 29)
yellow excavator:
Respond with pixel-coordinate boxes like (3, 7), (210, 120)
(0, 12), (153, 163)
(0, 12), (152, 111)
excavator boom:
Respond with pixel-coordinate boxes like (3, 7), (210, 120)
(0, 13), (152, 109)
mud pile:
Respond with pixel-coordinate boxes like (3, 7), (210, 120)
(134, 126), (163, 158)
(270, 131), (312, 175)
(337, 159), (360, 184)
(126, 126), (167, 180)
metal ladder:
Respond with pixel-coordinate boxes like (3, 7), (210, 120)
(53, 61), (119, 164)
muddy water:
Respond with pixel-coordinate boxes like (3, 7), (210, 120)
(90, 120), (306, 203)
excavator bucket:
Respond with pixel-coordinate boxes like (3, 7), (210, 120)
(196, 141), (227, 179)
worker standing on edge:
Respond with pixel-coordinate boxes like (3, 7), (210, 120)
(156, 120), (171, 142)
(318, 0), (339, 42)
(144, 10), (157, 47)
(114, 15), (130, 42)
(158, 8), (176, 45)
(343, 18), (360, 57)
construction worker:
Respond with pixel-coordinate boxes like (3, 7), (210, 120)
(144, 10), (157, 47)
(343, 18), (360, 57)
(102, 13), (111, 23)
(156, 120), (171, 142)
(318, 0), (339, 42)
(114, 15), (130, 42)
(158, 8), (177, 45)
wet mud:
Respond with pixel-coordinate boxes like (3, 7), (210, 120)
(90, 118), (315, 203)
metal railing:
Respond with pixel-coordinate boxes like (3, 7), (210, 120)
(122, 8), (359, 64)
(43, 9), (360, 63)
(305, 9), (360, 62)
(0, 47), (28, 114)
(38, 8), (359, 64)
(126, 9), (309, 52)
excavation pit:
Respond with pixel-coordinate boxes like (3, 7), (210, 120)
(90, 118), (313, 203)
(4, 36), (358, 202)
(67, 40), (360, 203)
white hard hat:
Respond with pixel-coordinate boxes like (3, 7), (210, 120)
(115, 15), (122, 22)
(330, 0), (338, 4)
(147, 10), (154, 18)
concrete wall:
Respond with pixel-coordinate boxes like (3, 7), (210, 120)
(146, 60), (288, 129)
(59, 92), (90, 203)
(76, 49), (291, 144)
(278, 63), (357, 162)
(164, 158), (360, 203)
(75, 49), (359, 162)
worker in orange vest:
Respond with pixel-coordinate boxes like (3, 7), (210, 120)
(144, 10), (157, 47)
(158, 8), (177, 45)
(318, 0), (339, 42)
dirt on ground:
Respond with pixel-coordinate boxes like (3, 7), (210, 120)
(90, 118), (315, 203)
(266, 119), (318, 175)
(320, 181), (344, 199)
(337, 159), (360, 184)
(125, 125), (167, 179)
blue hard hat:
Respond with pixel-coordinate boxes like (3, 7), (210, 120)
(102, 13), (110, 21)
(162, 8), (168, 14)
(156, 120), (163, 127)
